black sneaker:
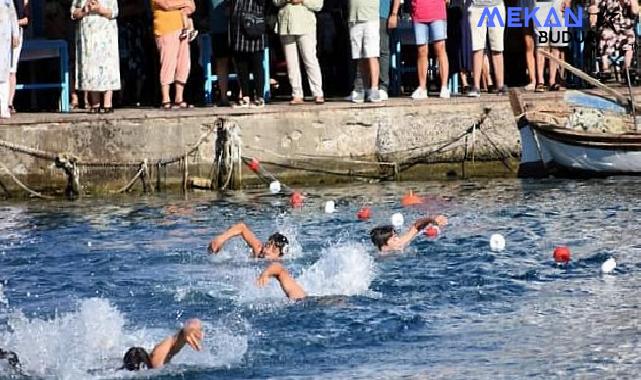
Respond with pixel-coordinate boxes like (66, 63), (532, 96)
(497, 85), (509, 96)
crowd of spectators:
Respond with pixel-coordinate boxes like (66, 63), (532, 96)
(0, 0), (640, 118)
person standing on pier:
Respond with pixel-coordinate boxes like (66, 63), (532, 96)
(151, 0), (195, 109)
(8, 0), (28, 115)
(348, 0), (382, 102)
(71, 0), (121, 113)
(274, 0), (325, 105)
(0, 0), (19, 119)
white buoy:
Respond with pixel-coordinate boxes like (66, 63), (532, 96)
(391, 213), (404, 227)
(601, 257), (617, 274)
(489, 234), (506, 252)
(87, 241), (92, 247)
(324, 200), (336, 214)
(269, 181), (281, 194)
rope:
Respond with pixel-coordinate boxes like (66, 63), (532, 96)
(0, 162), (54, 199)
(112, 162), (146, 194)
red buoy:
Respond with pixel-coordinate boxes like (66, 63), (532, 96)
(424, 225), (440, 238)
(290, 192), (303, 208)
(356, 207), (371, 220)
(401, 190), (424, 207)
(247, 158), (260, 172)
(553, 246), (571, 263)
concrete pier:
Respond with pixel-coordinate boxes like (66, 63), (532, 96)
(0, 96), (521, 197)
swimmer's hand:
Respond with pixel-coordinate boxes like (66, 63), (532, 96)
(182, 319), (203, 351)
(414, 215), (448, 230)
(256, 262), (283, 287)
(208, 237), (223, 253)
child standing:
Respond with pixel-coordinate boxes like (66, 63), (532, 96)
(0, 0), (19, 119)
(180, 0), (198, 41)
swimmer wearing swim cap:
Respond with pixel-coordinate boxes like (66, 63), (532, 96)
(209, 223), (289, 260)
(122, 319), (203, 371)
(370, 215), (448, 252)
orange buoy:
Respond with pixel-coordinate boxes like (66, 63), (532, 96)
(247, 158), (260, 172)
(290, 192), (304, 208)
(553, 246), (571, 263)
(356, 207), (372, 220)
(401, 190), (424, 207)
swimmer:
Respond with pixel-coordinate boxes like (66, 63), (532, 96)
(209, 223), (289, 259)
(257, 262), (306, 300)
(122, 318), (203, 371)
(0, 348), (20, 371)
(370, 215), (448, 252)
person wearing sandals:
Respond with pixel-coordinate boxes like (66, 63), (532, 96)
(533, 0), (570, 92)
(0, 0), (19, 119)
(71, 0), (121, 113)
(274, 0), (324, 105)
(8, 0), (28, 115)
(467, 0), (507, 97)
(230, 0), (267, 108)
(152, 0), (196, 109)
(589, 0), (639, 81)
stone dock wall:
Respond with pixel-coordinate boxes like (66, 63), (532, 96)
(0, 97), (520, 197)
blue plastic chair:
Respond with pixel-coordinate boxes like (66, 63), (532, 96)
(200, 33), (271, 104)
(16, 39), (70, 113)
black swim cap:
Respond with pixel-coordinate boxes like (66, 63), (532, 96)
(369, 226), (396, 250)
(122, 347), (151, 371)
(267, 233), (289, 256)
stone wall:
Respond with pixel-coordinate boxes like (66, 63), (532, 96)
(0, 98), (520, 196)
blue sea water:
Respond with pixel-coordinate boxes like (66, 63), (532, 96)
(1, 178), (640, 379)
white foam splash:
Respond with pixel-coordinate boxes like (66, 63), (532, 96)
(298, 242), (376, 297)
(0, 298), (247, 379)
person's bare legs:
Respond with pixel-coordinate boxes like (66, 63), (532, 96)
(460, 70), (469, 87)
(536, 48), (547, 86)
(548, 47), (559, 86)
(257, 262), (306, 300)
(472, 49), (483, 90)
(215, 57), (230, 104)
(434, 40), (449, 91)
(524, 31), (536, 88)
(175, 83), (185, 104)
(8, 73), (16, 110)
(368, 57), (379, 90)
(492, 51), (504, 89)
(417, 44), (428, 89)
(103, 90), (113, 108)
(359, 59), (371, 90)
(161, 84), (171, 105)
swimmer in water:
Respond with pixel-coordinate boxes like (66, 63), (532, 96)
(257, 262), (306, 300)
(209, 223), (289, 259)
(0, 348), (20, 372)
(121, 318), (203, 371)
(370, 215), (448, 252)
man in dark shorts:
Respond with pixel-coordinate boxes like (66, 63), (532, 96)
(208, 0), (232, 106)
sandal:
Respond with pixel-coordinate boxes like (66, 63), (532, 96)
(549, 83), (562, 91)
(315, 97), (325, 105)
(535, 84), (546, 92)
(89, 106), (101, 113)
(161, 102), (172, 110)
(233, 97), (251, 108)
(8, 105), (15, 114)
(173, 101), (190, 109)
(290, 97), (304, 105)
(524, 83), (536, 91)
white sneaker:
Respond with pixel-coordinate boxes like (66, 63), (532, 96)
(439, 87), (450, 99)
(379, 89), (389, 101)
(411, 87), (428, 100)
(368, 89), (382, 103)
(345, 90), (365, 103)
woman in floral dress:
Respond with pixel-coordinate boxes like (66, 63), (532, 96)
(71, 0), (120, 112)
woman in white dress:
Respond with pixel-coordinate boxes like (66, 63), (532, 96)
(71, 0), (120, 113)
(0, 0), (19, 119)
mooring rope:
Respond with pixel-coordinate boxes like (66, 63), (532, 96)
(0, 162), (54, 199)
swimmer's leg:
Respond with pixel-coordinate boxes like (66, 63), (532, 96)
(257, 263), (306, 300)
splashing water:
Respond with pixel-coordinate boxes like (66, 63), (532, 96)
(298, 242), (376, 297)
(0, 298), (248, 379)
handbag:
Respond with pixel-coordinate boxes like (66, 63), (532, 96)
(241, 11), (266, 38)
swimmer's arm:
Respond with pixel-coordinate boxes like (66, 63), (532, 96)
(208, 223), (263, 255)
(395, 215), (448, 249)
(257, 263), (306, 300)
(149, 319), (203, 369)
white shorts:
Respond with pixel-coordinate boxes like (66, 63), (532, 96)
(534, 0), (568, 47)
(469, 5), (505, 52)
(349, 20), (380, 59)
(10, 28), (23, 74)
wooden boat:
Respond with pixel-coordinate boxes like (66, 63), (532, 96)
(519, 98), (641, 177)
